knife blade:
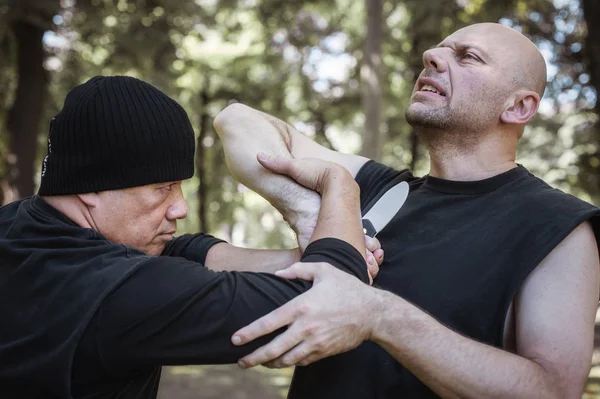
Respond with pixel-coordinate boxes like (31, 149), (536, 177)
(362, 181), (409, 237)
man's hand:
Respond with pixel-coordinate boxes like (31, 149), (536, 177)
(256, 152), (347, 195)
(231, 262), (381, 369)
(258, 152), (384, 282)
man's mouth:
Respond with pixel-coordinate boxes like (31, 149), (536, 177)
(420, 84), (446, 97)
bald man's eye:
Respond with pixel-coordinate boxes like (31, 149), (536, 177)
(460, 52), (480, 62)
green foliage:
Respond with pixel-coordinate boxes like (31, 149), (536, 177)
(2, 0), (598, 241)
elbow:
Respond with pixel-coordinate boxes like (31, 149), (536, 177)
(542, 376), (579, 399)
(213, 102), (251, 137)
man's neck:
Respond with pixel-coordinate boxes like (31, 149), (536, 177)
(41, 195), (96, 230)
(425, 131), (518, 181)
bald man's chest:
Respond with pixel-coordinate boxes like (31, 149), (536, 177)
(370, 193), (519, 347)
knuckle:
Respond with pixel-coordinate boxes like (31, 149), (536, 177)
(302, 355), (319, 366)
(304, 323), (318, 336)
(281, 356), (295, 367)
(297, 347), (310, 360)
(296, 302), (312, 316)
(314, 340), (328, 352)
(284, 351), (305, 367)
(264, 348), (280, 360)
(260, 319), (274, 332)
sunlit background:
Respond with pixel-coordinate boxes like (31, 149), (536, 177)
(1, 0), (599, 397)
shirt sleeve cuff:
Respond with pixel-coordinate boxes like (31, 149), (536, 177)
(162, 233), (227, 266)
(300, 238), (368, 283)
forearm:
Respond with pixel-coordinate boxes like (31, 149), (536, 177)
(205, 243), (301, 273)
(311, 173), (365, 257)
(214, 103), (320, 228)
(370, 290), (562, 399)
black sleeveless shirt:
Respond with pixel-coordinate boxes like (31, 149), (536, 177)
(288, 161), (600, 399)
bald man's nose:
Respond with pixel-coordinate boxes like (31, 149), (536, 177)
(422, 49), (447, 72)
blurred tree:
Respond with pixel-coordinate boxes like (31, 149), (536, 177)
(583, 0), (600, 96)
(360, 0), (383, 161)
(3, 0), (598, 247)
(3, 0), (59, 201)
(580, 0), (600, 202)
(504, 0), (599, 204)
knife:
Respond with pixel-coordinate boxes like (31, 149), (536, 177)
(361, 181), (410, 237)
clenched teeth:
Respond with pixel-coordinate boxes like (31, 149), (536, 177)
(421, 84), (445, 96)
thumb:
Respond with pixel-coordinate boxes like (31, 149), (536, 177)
(257, 152), (291, 175)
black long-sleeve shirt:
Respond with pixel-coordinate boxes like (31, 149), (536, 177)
(0, 196), (368, 399)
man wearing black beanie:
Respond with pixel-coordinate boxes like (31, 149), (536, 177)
(0, 76), (380, 398)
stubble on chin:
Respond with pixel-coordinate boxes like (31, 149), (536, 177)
(404, 105), (482, 155)
(405, 105), (453, 131)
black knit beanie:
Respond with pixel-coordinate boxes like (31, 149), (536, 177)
(38, 76), (195, 195)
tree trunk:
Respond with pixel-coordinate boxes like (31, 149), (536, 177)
(582, 0), (600, 113)
(581, 0), (600, 199)
(6, 20), (49, 199)
(359, 0), (383, 161)
(196, 88), (210, 233)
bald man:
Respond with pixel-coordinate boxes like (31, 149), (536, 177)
(214, 23), (600, 399)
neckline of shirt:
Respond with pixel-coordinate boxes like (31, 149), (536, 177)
(422, 164), (529, 195)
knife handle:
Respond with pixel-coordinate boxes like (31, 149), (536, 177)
(362, 219), (377, 237)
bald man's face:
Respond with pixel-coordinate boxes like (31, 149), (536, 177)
(406, 24), (528, 134)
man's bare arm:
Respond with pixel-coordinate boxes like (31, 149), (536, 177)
(213, 103), (369, 250)
(233, 222), (599, 399)
(204, 243), (301, 273)
(214, 103), (368, 181)
(203, 155), (382, 279)
(204, 237), (383, 278)
(364, 222), (598, 398)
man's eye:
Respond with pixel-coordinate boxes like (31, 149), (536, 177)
(162, 184), (173, 191)
(461, 53), (478, 61)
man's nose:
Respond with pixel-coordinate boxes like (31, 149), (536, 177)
(166, 186), (188, 220)
(422, 48), (448, 72)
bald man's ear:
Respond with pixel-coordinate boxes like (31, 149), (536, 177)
(501, 90), (540, 125)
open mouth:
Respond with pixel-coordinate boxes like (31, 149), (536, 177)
(420, 84), (446, 97)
